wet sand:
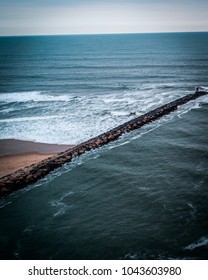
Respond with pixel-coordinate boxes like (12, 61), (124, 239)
(0, 139), (74, 178)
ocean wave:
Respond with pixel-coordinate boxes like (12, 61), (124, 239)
(140, 83), (178, 91)
(0, 91), (72, 103)
(0, 115), (65, 123)
(187, 203), (197, 221)
(0, 87), (207, 145)
(177, 95), (208, 117)
(184, 236), (208, 250)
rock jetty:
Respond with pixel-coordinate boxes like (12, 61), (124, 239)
(0, 89), (207, 197)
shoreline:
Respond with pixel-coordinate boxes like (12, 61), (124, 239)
(0, 139), (75, 178)
(0, 90), (207, 197)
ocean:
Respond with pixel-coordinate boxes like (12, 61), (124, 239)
(0, 32), (208, 259)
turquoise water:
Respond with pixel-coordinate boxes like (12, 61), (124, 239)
(0, 33), (208, 259)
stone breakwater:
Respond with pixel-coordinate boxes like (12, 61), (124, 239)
(0, 90), (207, 197)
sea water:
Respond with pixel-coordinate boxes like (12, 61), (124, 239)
(0, 33), (208, 259)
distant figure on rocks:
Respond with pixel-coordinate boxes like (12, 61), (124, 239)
(1, 88), (207, 197)
(195, 86), (204, 93)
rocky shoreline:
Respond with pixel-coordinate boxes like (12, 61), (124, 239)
(0, 90), (207, 197)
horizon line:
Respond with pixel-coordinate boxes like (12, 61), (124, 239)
(0, 30), (208, 38)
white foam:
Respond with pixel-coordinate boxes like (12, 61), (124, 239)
(0, 91), (71, 103)
(50, 192), (73, 217)
(177, 95), (208, 118)
(0, 115), (65, 123)
(0, 86), (206, 145)
(196, 86), (208, 92)
(184, 236), (208, 250)
(52, 203), (69, 217)
(111, 110), (130, 116)
(0, 201), (12, 209)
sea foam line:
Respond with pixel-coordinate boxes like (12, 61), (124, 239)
(0, 91), (72, 103)
(184, 236), (208, 250)
(0, 89), (207, 197)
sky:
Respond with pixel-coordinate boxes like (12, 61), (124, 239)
(0, 0), (208, 36)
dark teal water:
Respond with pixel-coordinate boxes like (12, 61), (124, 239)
(0, 33), (208, 259)
(0, 32), (208, 143)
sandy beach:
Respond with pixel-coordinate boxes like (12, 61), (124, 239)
(0, 139), (74, 178)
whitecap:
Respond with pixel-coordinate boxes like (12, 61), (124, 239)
(0, 91), (72, 103)
(0, 87), (207, 145)
(111, 111), (130, 116)
(0, 115), (65, 123)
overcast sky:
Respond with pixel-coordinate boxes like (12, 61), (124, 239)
(0, 0), (207, 36)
